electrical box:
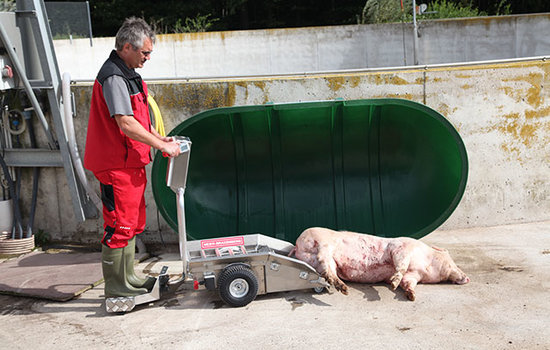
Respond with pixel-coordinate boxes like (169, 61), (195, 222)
(0, 12), (25, 90)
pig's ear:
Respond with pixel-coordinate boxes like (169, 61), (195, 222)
(431, 245), (448, 252)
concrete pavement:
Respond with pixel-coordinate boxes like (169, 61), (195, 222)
(0, 221), (549, 349)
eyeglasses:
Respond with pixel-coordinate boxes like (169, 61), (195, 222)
(141, 50), (152, 57)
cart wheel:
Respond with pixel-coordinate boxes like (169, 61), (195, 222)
(313, 286), (325, 294)
(218, 264), (258, 307)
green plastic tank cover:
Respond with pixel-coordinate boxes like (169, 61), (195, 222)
(152, 99), (468, 243)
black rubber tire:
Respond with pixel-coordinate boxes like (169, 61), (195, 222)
(313, 286), (325, 294)
(217, 264), (259, 307)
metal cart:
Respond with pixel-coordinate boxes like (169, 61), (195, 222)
(106, 137), (328, 313)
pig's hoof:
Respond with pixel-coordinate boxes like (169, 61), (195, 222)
(390, 273), (402, 290)
(335, 283), (349, 295)
(405, 290), (416, 301)
(341, 285), (349, 295)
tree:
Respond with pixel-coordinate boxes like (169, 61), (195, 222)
(470, 0), (550, 14)
(421, 0), (487, 20)
(172, 14), (219, 34)
(47, 0), (550, 37)
(359, 0), (486, 24)
(360, 0), (411, 24)
(0, 0), (16, 12)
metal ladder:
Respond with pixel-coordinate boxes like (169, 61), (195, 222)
(0, 0), (96, 220)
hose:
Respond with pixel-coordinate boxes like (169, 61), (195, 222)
(62, 72), (102, 211)
(0, 152), (23, 239)
(148, 94), (165, 137)
(25, 110), (39, 238)
(27, 167), (39, 238)
(148, 94), (167, 251)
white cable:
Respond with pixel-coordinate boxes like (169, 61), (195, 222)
(62, 72), (102, 211)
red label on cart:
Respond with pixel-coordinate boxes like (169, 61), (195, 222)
(200, 236), (245, 250)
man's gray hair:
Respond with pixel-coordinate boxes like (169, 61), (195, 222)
(115, 17), (155, 51)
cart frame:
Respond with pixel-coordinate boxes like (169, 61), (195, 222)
(105, 138), (327, 312)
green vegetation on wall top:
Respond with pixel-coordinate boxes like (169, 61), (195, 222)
(35, 0), (550, 37)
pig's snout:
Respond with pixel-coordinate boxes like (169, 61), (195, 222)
(449, 267), (470, 285)
(453, 273), (470, 285)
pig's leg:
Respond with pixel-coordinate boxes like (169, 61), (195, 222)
(317, 248), (349, 295)
(288, 247), (296, 257)
(400, 274), (419, 301)
(389, 244), (412, 291)
(295, 241), (348, 294)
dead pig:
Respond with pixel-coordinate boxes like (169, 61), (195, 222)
(290, 227), (469, 301)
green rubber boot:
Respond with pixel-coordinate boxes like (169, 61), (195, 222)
(124, 236), (156, 291)
(102, 244), (148, 297)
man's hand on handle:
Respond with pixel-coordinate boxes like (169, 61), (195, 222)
(114, 115), (183, 158)
(160, 138), (181, 158)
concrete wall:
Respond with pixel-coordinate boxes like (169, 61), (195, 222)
(24, 58), (549, 244)
(54, 13), (550, 80)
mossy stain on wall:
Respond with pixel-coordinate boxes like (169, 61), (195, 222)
(372, 74), (409, 85)
(327, 77), (346, 91)
(149, 82), (228, 120)
(497, 112), (549, 149)
(502, 72), (544, 109)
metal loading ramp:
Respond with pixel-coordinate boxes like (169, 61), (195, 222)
(152, 98), (468, 242)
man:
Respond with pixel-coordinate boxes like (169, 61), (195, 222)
(84, 17), (181, 297)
